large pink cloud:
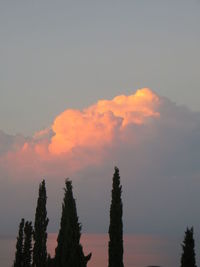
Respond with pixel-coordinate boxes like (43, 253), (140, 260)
(0, 88), (161, 177)
(49, 88), (160, 155)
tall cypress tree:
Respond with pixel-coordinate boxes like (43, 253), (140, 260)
(47, 254), (55, 267)
(23, 221), (33, 267)
(180, 227), (197, 267)
(33, 180), (49, 267)
(108, 167), (124, 267)
(54, 179), (91, 267)
(14, 218), (25, 267)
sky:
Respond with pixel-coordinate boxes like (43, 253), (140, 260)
(0, 0), (200, 135)
(0, 0), (200, 241)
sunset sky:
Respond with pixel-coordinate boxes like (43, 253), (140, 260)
(0, 0), (200, 241)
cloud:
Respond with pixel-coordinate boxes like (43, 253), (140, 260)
(49, 88), (160, 155)
(1, 88), (200, 235)
(0, 130), (26, 155)
(0, 88), (161, 176)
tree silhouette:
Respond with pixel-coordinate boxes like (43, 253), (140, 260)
(54, 179), (91, 267)
(181, 227), (197, 267)
(47, 254), (55, 267)
(13, 218), (25, 267)
(33, 180), (49, 267)
(23, 221), (33, 267)
(108, 167), (124, 267)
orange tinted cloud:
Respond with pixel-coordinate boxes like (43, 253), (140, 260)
(49, 88), (160, 155)
(0, 88), (161, 178)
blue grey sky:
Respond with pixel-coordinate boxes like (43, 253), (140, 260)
(1, 3), (200, 250)
(1, 0), (200, 135)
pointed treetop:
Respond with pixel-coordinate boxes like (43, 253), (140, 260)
(181, 226), (196, 267)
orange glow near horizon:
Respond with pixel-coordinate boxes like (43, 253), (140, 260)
(48, 88), (160, 155)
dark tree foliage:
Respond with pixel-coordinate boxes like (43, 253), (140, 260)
(108, 167), (124, 267)
(181, 227), (197, 267)
(47, 255), (55, 267)
(54, 179), (91, 267)
(13, 218), (25, 267)
(33, 180), (49, 267)
(23, 221), (33, 267)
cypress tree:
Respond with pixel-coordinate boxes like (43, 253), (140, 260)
(47, 255), (55, 267)
(108, 167), (124, 267)
(54, 179), (91, 267)
(180, 227), (197, 267)
(23, 221), (33, 267)
(14, 218), (25, 267)
(33, 180), (49, 267)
